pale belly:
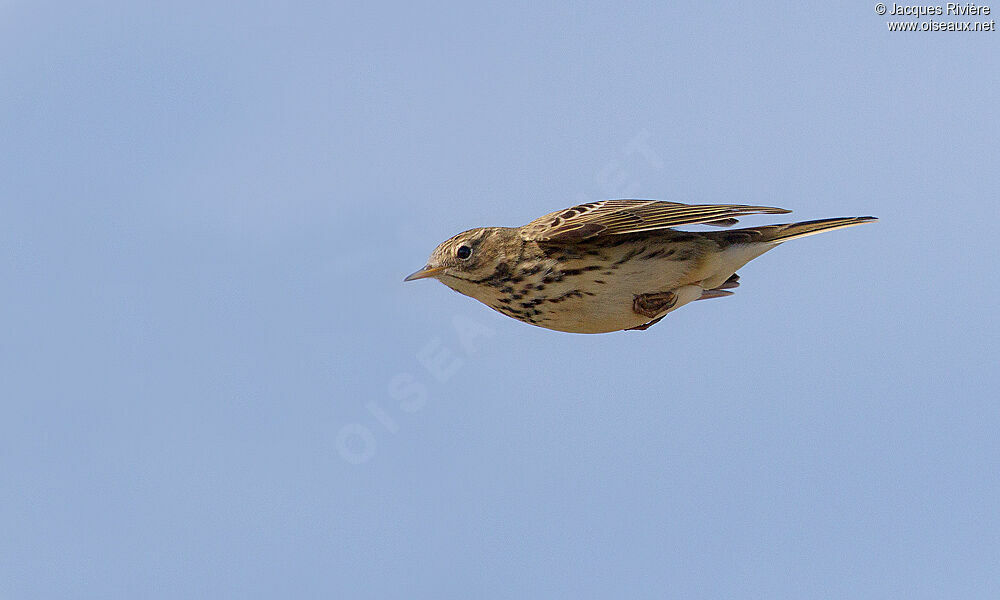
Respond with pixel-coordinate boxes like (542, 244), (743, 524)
(531, 284), (706, 333)
(478, 258), (708, 334)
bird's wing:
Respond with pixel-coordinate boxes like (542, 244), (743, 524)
(519, 199), (791, 243)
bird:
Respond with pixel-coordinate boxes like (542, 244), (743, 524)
(404, 199), (876, 334)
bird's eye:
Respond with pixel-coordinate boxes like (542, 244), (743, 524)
(456, 245), (472, 260)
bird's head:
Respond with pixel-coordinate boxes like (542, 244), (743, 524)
(404, 227), (515, 286)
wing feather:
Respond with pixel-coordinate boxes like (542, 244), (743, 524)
(519, 199), (791, 242)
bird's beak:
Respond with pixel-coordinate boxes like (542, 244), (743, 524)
(404, 265), (446, 282)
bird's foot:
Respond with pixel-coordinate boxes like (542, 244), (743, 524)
(626, 315), (666, 331)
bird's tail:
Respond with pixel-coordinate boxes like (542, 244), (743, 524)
(712, 216), (878, 246)
(697, 216), (877, 290)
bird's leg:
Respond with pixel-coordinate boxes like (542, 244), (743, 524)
(696, 289), (734, 301)
(632, 291), (677, 318)
(694, 273), (740, 301)
(715, 273), (740, 290)
(626, 315), (666, 331)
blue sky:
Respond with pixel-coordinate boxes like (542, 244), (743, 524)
(2, 2), (998, 598)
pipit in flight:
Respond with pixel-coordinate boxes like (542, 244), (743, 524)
(405, 200), (876, 334)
